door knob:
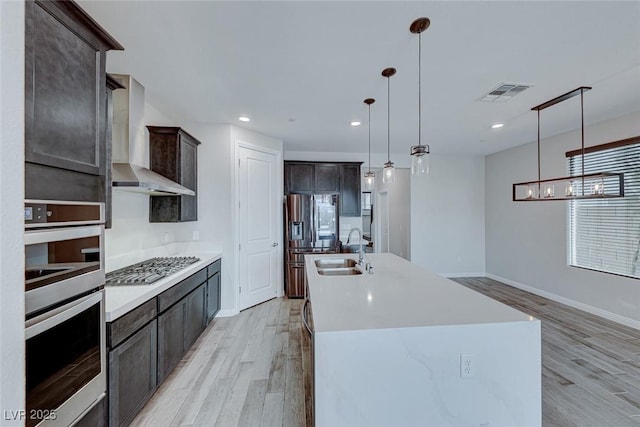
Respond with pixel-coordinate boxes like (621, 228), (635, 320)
(272, 242), (278, 247)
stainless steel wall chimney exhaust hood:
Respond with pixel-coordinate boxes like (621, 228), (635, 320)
(112, 163), (195, 195)
(110, 74), (194, 196)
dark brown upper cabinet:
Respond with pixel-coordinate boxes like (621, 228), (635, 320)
(285, 162), (315, 194)
(25, 0), (123, 203)
(314, 164), (340, 193)
(148, 126), (201, 222)
(339, 164), (362, 217)
(284, 161), (362, 216)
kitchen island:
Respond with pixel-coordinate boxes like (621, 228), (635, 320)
(305, 253), (541, 427)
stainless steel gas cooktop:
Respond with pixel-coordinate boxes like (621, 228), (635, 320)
(106, 256), (200, 286)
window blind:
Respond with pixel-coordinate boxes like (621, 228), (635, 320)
(568, 141), (640, 278)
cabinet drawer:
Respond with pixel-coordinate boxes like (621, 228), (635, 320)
(108, 298), (157, 349)
(207, 259), (221, 278)
(157, 268), (207, 313)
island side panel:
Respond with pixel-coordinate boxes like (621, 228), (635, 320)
(314, 320), (541, 427)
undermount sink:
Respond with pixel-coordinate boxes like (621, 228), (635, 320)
(317, 267), (362, 276)
(315, 258), (358, 269)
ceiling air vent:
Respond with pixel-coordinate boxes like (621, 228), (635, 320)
(480, 83), (531, 102)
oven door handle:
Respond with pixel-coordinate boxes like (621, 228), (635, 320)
(25, 291), (103, 339)
(24, 225), (102, 245)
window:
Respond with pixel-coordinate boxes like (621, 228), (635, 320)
(568, 137), (640, 279)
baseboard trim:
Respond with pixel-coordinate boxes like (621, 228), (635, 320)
(215, 309), (239, 318)
(486, 273), (640, 330)
(443, 272), (486, 278)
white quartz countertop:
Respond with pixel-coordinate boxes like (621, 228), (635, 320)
(305, 253), (534, 333)
(105, 251), (222, 322)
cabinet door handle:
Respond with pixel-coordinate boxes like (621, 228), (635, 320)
(272, 242), (278, 247)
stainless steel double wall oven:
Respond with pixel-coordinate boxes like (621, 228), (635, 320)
(24, 200), (107, 427)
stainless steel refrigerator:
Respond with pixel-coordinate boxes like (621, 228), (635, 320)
(285, 193), (340, 297)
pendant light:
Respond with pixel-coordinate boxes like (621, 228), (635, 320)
(512, 86), (624, 201)
(409, 17), (431, 175)
(382, 67), (396, 185)
(363, 98), (376, 191)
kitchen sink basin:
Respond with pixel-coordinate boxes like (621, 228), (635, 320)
(315, 258), (358, 269)
(316, 267), (362, 276)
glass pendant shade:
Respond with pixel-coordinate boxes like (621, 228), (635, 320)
(364, 171), (375, 191)
(410, 144), (430, 175)
(383, 161), (395, 184)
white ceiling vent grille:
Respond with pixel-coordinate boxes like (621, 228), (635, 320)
(480, 83), (532, 102)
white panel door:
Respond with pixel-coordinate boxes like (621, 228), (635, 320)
(238, 145), (279, 310)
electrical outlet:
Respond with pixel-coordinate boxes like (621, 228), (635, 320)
(192, 230), (200, 241)
(460, 353), (475, 378)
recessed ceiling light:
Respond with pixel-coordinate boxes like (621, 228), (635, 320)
(350, 121), (361, 127)
(238, 116), (250, 122)
(491, 123), (504, 129)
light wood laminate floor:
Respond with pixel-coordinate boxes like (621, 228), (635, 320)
(133, 278), (640, 427)
(131, 298), (306, 427)
(454, 277), (640, 427)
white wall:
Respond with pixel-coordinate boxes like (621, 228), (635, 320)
(290, 151), (486, 273)
(0, 0), (25, 422)
(107, 95), (284, 317)
(284, 151), (400, 169)
(376, 168), (411, 260)
(411, 155), (486, 276)
(486, 111), (640, 325)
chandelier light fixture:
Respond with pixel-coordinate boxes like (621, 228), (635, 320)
(409, 17), (431, 176)
(382, 67), (396, 185)
(512, 86), (624, 201)
(363, 98), (376, 191)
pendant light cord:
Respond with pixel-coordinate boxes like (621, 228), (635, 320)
(418, 30), (422, 149)
(387, 75), (391, 162)
(368, 103), (372, 173)
(581, 88), (585, 195)
(537, 109), (541, 194)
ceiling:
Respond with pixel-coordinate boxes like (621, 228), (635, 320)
(80, 1), (640, 157)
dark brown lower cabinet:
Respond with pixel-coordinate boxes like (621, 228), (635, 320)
(158, 283), (206, 383)
(106, 260), (221, 426)
(206, 273), (221, 324)
(185, 284), (206, 350)
(206, 259), (222, 324)
(157, 299), (187, 384)
(108, 319), (157, 427)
